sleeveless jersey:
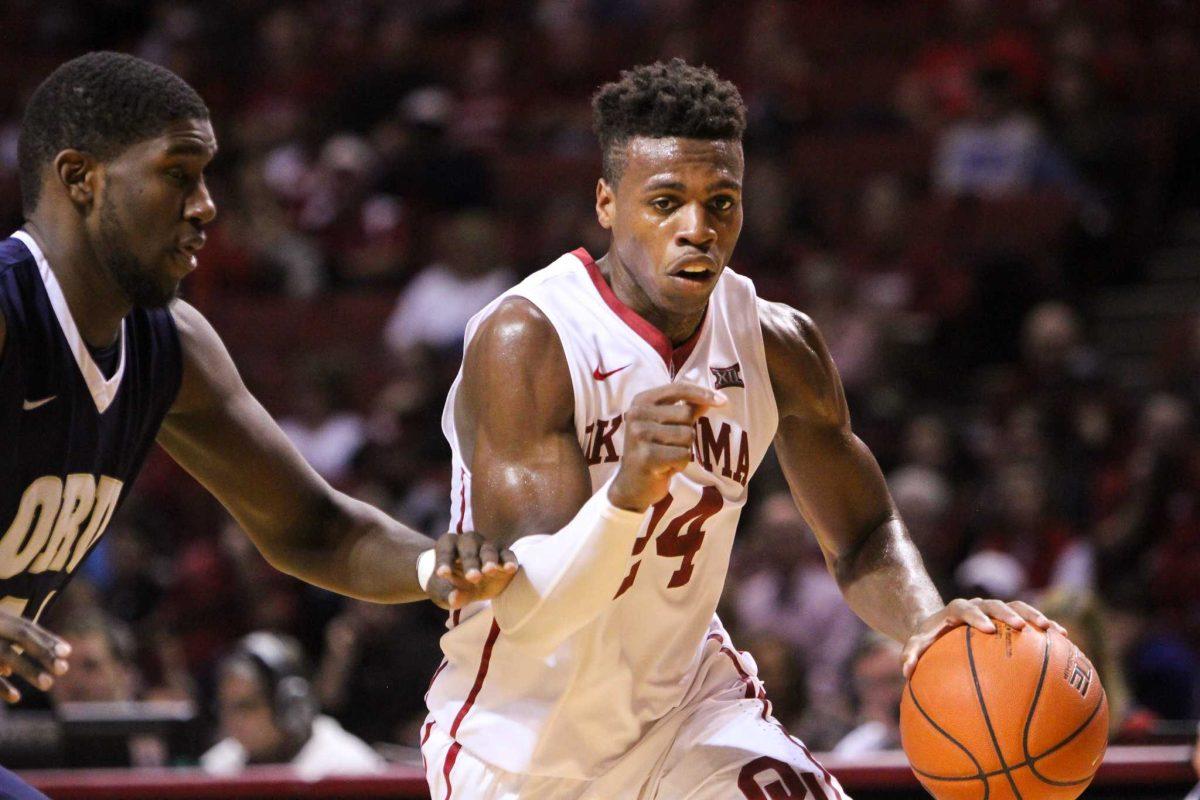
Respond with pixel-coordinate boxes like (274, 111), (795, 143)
(0, 231), (182, 622)
(429, 248), (780, 778)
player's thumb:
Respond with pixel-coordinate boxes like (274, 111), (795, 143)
(675, 385), (728, 413)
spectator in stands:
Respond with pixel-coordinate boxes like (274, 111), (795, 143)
(888, 465), (956, 585)
(934, 65), (1076, 198)
(954, 549), (1027, 601)
(204, 633), (384, 778)
(278, 363), (366, 486)
(296, 133), (408, 286)
(832, 632), (905, 755)
(894, 0), (1043, 130)
(732, 491), (863, 747)
(314, 599), (444, 745)
(968, 461), (1091, 592)
(382, 210), (514, 363)
(49, 611), (139, 704)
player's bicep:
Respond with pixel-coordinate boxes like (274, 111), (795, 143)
(773, 418), (896, 564)
(761, 299), (896, 561)
(458, 298), (592, 545)
(158, 302), (326, 538)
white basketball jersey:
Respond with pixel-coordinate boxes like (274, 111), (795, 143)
(429, 248), (780, 779)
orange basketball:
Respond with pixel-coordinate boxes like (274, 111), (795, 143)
(899, 623), (1108, 800)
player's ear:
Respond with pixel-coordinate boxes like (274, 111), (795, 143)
(595, 178), (615, 231)
(53, 149), (99, 209)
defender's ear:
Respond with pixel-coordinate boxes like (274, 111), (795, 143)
(53, 150), (100, 210)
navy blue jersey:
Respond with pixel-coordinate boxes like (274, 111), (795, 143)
(0, 231), (182, 622)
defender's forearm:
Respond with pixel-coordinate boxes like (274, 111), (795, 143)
(261, 491), (430, 603)
(833, 517), (943, 643)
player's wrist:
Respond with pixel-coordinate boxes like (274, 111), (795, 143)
(606, 482), (649, 513)
(607, 469), (660, 513)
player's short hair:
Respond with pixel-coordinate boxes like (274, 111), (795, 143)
(591, 58), (747, 184)
(19, 51), (209, 214)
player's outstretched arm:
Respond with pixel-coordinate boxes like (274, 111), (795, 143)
(461, 297), (720, 651)
(759, 299), (1060, 676)
(157, 301), (514, 608)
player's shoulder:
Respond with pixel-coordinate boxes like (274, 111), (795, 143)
(0, 234), (45, 361)
(165, 299), (243, 415)
(756, 298), (823, 363)
(468, 295), (561, 367)
(756, 298), (845, 424)
(462, 294), (573, 422)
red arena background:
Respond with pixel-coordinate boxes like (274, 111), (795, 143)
(1, 0), (1199, 797)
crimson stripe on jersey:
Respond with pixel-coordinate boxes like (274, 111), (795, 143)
(707, 634), (758, 700)
(455, 467), (467, 534)
(419, 721), (434, 772)
(801, 772), (830, 799)
(574, 247), (707, 373)
(450, 618), (501, 737)
(708, 632), (843, 797)
(795, 738), (842, 796)
(447, 467), (467, 631)
(442, 741), (462, 800)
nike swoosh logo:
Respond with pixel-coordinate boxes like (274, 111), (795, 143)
(592, 364), (631, 381)
(22, 396), (57, 411)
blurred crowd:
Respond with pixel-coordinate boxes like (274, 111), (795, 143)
(2, 0), (1200, 769)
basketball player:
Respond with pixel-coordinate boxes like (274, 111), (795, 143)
(0, 51), (514, 799)
(422, 59), (1065, 798)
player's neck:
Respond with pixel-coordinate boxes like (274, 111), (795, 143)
(597, 253), (705, 346)
(23, 216), (130, 348)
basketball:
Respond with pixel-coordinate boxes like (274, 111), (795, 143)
(899, 623), (1109, 800)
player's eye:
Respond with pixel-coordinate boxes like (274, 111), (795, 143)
(709, 195), (735, 212)
(650, 197), (676, 213)
(165, 166), (190, 185)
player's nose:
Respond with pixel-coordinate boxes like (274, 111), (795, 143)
(674, 201), (716, 250)
(185, 176), (217, 226)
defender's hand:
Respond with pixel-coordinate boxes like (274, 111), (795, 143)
(0, 610), (71, 702)
(428, 530), (519, 610)
(900, 598), (1067, 679)
(608, 384), (727, 513)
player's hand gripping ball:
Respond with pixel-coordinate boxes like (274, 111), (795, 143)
(900, 622), (1108, 800)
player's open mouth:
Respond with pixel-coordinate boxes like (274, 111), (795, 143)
(668, 256), (718, 285)
(668, 265), (718, 289)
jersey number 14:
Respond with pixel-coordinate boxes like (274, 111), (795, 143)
(613, 486), (723, 598)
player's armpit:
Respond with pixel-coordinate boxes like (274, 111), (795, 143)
(0, 308), (7, 364)
(158, 301), (436, 604)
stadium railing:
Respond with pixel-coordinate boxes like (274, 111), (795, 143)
(18, 744), (1196, 799)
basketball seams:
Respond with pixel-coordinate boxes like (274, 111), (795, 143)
(904, 679), (989, 799)
(966, 626), (1024, 800)
(1018, 626), (1053, 785)
(906, 626), (1108, 796)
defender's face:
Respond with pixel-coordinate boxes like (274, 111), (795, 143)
(88, 118), (217, 307)
(597, 137), (743, 317)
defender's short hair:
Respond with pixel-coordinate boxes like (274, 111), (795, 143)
(591, 58), (747, 184)
(19, 51), (209, 214)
